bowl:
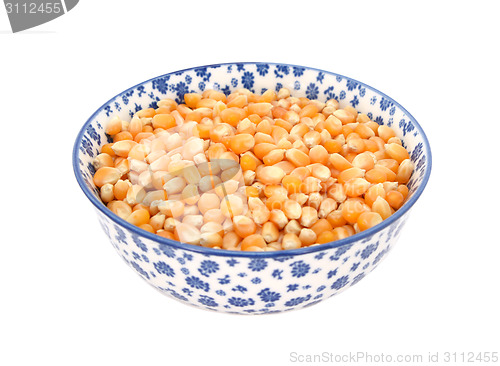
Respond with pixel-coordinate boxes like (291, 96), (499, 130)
(73, 62), (431, 314)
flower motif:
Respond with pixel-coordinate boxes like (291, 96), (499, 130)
(174, 81), (189, 104)
(306, 83), (319, 100)
(316, 285), (326, 292)
(346, 79), (358, 91)
(131, 261), (149, 279)
(274, 65), (290, 78)
(165, 289), (188, 302)
(411, 142), (423, 162)
(293, 66), (305, 77)
(287, 284), (299, 292)
(256, 63), (269, 76)
(331, 275), (349, 290)
(330, 244), (353, 261)
(284, 294), (311, 307)
(241, 71), (255, 90)
(198, 260), (220, 277)
(350, 273), (366, 286)
(199, 295), (218, 307)
(272, 269), (283, 280)
(373, 247), (389, 267)
(226, 259), (239, 267)
(290, 260), (310, 278)
(379, 97), (393, 111)
(80, 136), (94, 157)
(195, 67), (211, 82)
(232, 285), (247, 293)
(114, 225), (127, 244)
(228, 297), (254, 307)
(185, 276), (210, 292)
(248, 258), (267, 272)
(132, 235), (147, 252)
(258, 288), (281, 302)
(154, 261), (175, 277)
(316, 72), (325, 84)
(158, 244), (176, 258)
(221, 85), (231, 96)
(218, 275), (230, 285)
(350, 95), (359, 108)
(360, 243), (378, 259)
(104, 105), (112, 117)
(152, 76), (169, 94)
(314, 252), (326, 260)
(327, 268), (337, 279)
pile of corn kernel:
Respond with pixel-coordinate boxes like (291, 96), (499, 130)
(92, 87), (413, 251)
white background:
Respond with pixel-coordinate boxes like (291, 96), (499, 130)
(1, 1), (499, 365)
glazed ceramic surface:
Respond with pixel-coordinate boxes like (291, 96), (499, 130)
(73, 62), (431, 314)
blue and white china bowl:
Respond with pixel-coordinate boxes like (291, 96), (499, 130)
(73, 62), (432, 314)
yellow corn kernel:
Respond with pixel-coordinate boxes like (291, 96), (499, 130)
(396, 159), (414, 184)
(240, 234), (266, 251)
(198, 193), (221, 215)
(282, 233), (302, 250)
(256, 166), (285, 185)
(286, 148), (311, 167)
(300, 207), (319, 228)
(228, 133), (255, 155)
(93, 167), (122, 188)
(317, 230), (335, 244)
(126, 208), (150, 227)
(338, 167), (365, 184)
(386, 190), (405, 210)
(111, 140), (137, 157)
(357, 212), (383, 231)
(232, 215), (257, 237)
(329, 153), (353, 171)
(372, 196), (392, 220)
(107, 201), (132, 220)
(344, 178), (371, 197)
(385, 143), (410, 163)
(341, 198), (370, 224)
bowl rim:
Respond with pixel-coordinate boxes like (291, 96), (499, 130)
(73, 61), (432, 258)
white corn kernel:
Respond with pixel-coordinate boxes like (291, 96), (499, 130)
(125, 185), (146, 206)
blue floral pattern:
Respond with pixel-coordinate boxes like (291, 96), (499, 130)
(74, 62), (431, 314)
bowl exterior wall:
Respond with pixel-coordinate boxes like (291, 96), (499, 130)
(96, 207), (409, 314)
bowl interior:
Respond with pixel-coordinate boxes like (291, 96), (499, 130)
(74, 62), (431, 253)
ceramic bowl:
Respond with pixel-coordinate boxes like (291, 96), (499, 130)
(73, 62), (431, 314)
